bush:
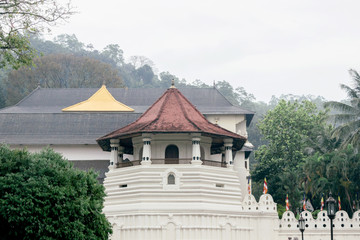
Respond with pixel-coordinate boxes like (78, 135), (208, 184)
(0, 145), (112, 240)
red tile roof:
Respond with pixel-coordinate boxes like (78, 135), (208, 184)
(97, 88), (246, 150)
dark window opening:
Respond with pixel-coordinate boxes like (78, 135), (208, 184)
(165, 145), (179, 164)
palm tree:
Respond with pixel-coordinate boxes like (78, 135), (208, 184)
(324, 69), (360, 151)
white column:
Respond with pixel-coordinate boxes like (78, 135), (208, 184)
(141, 135), (152, 165)
(110, 139), (119, 168)
(191, 136), (202, 165)
(224, 138), (233, 168)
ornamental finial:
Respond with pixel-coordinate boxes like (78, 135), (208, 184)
(170, 79), (176, 88)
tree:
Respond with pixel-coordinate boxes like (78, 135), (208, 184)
(214, 80), (240, 106)
(300, 145), (360, 214)
(128, 55), (155, 69)
(235, 86), (256, 107)
(213, 80), (256, 107)
(29, 34), (71, 56)
(101, 44), (124, 67)
(252, 100), (328, 209)
(54, 34), (85, 53)
(4, 53), (125, 106)
(158, 71), (188, 88)
(0, 145), (112, 239)
(189, 79), (211, 88)
(0, 0), (74, 69)
(135, 64), (155, 86)
(325, 69), (360, 151)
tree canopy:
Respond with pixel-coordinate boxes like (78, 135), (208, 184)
(300, 145), (360, 214)
(4, 53), (124, 106)
(0, 145), (112, 240)
(0, 0), (74, 69)
(252, 100), (329, 210)
(325, 69), (360, 152)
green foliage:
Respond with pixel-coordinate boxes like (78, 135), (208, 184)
(301, 145), (360, 214)
(252, 100), (328, 210)
(214, 80), (255, 107)
(244, 101), (270, 166)
(4, 53), (125, 106)
(0, 0), (73, 69)
(312, 209), (320, 219)
(277, 204), (286, 219)
(0, 33), (37, 69)
(325, 69), (360, 151)
(54, 34), (85, 53)
(0, 145), (112, 240)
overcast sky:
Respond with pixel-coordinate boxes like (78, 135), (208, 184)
(49, 0), (360, 103)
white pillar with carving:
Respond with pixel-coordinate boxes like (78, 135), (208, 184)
(110, 139), (119, 169)
(141, 134), (152, 165)
(224, 138), (233, 168)
(191, 134), (202, 165)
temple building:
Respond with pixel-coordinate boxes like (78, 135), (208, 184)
(1, 84), (360, 240)
(0, 84), (253, 188)
(96, 84), (279, 239)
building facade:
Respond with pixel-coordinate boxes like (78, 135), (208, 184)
(1, 85), (359, 239)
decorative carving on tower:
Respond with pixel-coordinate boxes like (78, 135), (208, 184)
(141, 134), (152, 165)
(110, 139), (119, 168)
(191, 134), (202, 165)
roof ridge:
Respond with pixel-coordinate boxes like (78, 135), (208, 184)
(137, 88), (171, 131)
(212, 86), (256, 115)
(13, 86), (42, 107)
(175, 88), (210, 123)
(213, 86), (236, 106)
(174, 88), (247, 138)
(97, 88), (171, 140)
(174, 89), (202, 131)
(175, 88), (245, 138)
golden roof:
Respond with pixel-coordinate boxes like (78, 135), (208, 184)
(62, 85), (134, 112)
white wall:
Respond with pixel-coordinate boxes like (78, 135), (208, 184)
(279, 210), (360, 240)
(10, 144), (110, 160)
(205, 114), (246, 135)
(104, 163), (279, 240)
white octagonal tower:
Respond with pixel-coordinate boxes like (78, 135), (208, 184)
(97, 85), (278, 240)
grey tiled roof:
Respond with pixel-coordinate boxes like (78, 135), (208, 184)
(0, 87), (254, 144)
(0, 87), (254, 115)
(0, 113), (140, 144)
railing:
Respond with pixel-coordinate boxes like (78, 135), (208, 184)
(116, 158), (227, 169)
(201, 159), (227, 168)
(116, 160), (141, 168)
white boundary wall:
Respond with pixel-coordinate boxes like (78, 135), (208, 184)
(104, 164), (279, 240)
(279, 210), (360, 240)
(104, 162), (360, 240)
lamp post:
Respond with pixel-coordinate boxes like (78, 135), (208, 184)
(326, 193), (336, 240)
(298, 215), (305, 240)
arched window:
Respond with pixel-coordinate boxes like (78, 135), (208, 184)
(165, 145), (179, 164)
(167, 173), (175, 185)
